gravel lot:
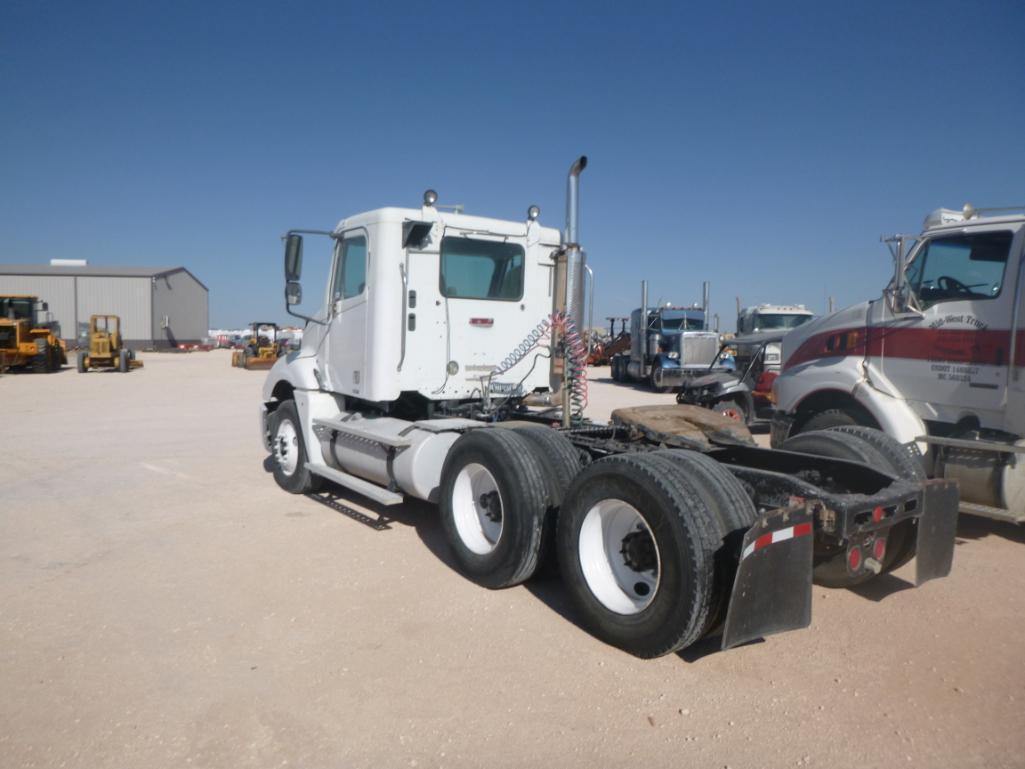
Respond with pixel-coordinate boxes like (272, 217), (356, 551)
(2, 352), (1023, 769)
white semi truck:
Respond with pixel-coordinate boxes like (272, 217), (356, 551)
(736, 304), (815, 335)
(772, 205), (1025, 524)
(259, 158), (959, 658)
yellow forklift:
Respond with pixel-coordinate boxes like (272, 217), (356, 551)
(231, 321), (283, 370)
(0, 295), (67, 373)
(77, 315), (143, 373)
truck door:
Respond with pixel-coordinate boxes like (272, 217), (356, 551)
(874, 226), (1021, 426)
(326, 229), (369, 397)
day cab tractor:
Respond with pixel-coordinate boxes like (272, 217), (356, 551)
(259, 157), (959, 658)
(772, 205), (1025, 524)
(77, 315), (142, 373)
(0, 295), (66, 373)
(610, 281), (720, 392)
(231, 322), (282, 370)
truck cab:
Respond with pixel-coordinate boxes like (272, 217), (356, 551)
(772, 206), (1025, 522)
(736, 304), (815, 335)
(610, 287), (720, 392)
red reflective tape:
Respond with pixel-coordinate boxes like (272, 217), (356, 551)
(793, 521), (813, 538)
(783, 326), (1019, 371)
(754, 532), (774, 552)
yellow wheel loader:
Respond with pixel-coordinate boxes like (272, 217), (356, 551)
(231, 321), (283, 370)
(0, 295), (67, 373)
(77, 315), (143, 373)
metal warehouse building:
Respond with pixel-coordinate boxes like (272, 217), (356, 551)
(0, 264), (209, 348)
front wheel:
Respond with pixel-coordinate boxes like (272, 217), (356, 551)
(77, 351), (88, 373)
(268, 400), (323, 494)
(118, 349), (130, 373)
(649, 364), (669, 393)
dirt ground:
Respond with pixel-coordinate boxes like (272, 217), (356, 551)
(2, 353), (1023, 769)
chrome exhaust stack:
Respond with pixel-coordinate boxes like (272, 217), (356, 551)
(563, 156), (588, 332)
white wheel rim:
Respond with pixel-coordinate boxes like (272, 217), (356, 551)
(451, 463), (503, 555)
(274, 418), (300, 476)
(578, 499), (661, 614)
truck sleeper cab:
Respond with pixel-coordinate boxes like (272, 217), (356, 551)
(261, 159), (959, 658)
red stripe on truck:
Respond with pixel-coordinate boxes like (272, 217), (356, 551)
(783, 326), (1025, 371)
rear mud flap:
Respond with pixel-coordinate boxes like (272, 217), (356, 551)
(722, 504), (814, 650)
(915, 479), (959, 586)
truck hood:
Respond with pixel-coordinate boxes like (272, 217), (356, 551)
(780, 300), (873, 369)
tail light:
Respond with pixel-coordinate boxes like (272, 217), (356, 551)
(873, 537), (886, 561)
(848, 546), (862, 572)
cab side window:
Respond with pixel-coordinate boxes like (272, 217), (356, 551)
(910, 231), (1011, 309)
(332, 235), (368, 301)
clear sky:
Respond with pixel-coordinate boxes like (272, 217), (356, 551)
(3, 0), (1023, 331)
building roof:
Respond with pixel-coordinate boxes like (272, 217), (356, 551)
(0, 264), (208, 291)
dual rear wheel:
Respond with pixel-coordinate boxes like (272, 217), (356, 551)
(439, 428), (756, 657)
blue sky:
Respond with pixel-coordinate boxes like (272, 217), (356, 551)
(3, 0), (1023, 330)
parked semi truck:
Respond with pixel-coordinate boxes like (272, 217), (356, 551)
(735, 304), (815, 373)
(772, 205), (1025, 524)
(610, 282), (720, 391)
(737, 304), (815, 335)
(260, 157), (958, 658)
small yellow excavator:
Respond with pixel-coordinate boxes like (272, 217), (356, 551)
(0, 295), (67, 373)
(77, 315), (143, 373)
(231, 322), (283, 370)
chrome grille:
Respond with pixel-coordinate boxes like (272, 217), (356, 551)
(680, 333), (720, 366)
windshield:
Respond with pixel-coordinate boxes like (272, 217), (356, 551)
(753, 313), (812, 330)
(905, 231), (1011, 309)
(0, 297), (33, 321)
(659, 312), (705, 331)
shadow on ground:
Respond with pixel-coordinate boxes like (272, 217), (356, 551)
(955, 514), (1025, 545)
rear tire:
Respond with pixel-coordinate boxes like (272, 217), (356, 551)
(556, 453), (721, 657)
(511, 425), (584, 574)
(439, 429), (549, 588)
(77, 351), (87, 373)
(268, 400), (323, 494)
(652, 449), (758, 633)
